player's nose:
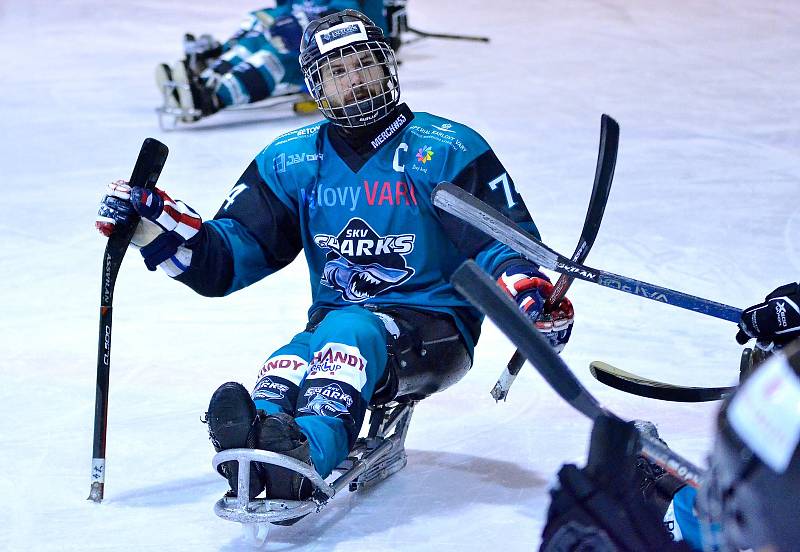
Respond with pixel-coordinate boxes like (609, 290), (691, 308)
(349, 70), (364, 86)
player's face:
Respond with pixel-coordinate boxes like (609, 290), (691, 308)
(321, 49), (385, 108)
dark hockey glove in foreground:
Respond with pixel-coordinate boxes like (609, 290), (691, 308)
(540, 416), (692, 552)
(736, 282), (800, 351)
(496, 261), (574, 353)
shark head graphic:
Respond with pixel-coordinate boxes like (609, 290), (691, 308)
(323, 257), (411, 301)
(315, 218), (415, 302)
(298, 393), (351, 418)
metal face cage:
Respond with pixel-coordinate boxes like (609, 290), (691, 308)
(304, 41), (399, 128)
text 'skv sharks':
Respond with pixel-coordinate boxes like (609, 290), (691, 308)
(314, 218), (416, 302)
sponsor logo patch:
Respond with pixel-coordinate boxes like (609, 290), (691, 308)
(370, 113), (407, 150)
(315, 21), (368, 54)
(416, 145), (434, 164)
(776, 301), (788, 328)
(257, 354), (308, 386)
(307, 342), (368, 390)
(274, 152), (323, 174)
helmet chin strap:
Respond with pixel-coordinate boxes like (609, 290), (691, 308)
(339, 96), (385, 125)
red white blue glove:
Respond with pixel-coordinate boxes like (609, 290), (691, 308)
(497, 261), (575, 353)
(736, 282), (800, 351)
(96, 180), (201, 277)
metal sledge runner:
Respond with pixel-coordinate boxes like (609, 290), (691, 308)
(155, 77), (317, 131)
(212, 400), (415, 544)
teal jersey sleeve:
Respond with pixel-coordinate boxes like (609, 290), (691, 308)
(176, 121), (326, 297)
(672, 486), (707, 551)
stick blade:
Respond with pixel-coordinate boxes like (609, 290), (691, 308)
(589, 361), (736, 402)
(129, 138), (169, 190)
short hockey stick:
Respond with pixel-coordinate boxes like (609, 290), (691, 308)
(405, 26), (490, 43)
(493, 114), (619, 401)
(451, 260), (706, 489)
(89, 138), (169, 503)
(589, 361), (736, 402)
(433, 183), (742, 323)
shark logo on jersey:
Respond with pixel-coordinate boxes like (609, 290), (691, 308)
(298, 383), (353, 418)
(314, 218), (415, 302)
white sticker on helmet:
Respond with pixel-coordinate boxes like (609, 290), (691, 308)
(315, 21), (368, 54)
(727, 353), (800, 473)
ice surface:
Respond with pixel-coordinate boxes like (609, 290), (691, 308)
(2, 0), (799, 550)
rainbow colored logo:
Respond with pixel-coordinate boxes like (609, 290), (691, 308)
(416, 146), (434, 164)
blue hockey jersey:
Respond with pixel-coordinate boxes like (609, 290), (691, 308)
(177, 104), (540, 352)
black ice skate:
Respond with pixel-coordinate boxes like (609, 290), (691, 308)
(253, 412), (314, 502)
(205, 382), (267, 499)
(183, 33), (222, 74)
(250, 412), (314, 527)
(171, 60), (220, 123)
(632, 421), (686, 515)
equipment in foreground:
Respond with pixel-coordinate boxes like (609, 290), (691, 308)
(450, 259), (707, 490)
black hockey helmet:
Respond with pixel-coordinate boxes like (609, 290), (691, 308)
(699, 339), (800, 551)
(299, 10), (400, 128)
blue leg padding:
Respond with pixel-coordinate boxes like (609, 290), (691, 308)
(295, 307), (388, 477)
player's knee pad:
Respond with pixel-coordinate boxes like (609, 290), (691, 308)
(371, 308), (472, 404)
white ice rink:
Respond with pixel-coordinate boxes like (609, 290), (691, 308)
(2, 1), (799, 550)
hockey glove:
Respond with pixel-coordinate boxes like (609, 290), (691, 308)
(540, 416), (692, 552)
(497, 261), (574, 353)
(736, 282), (800, 351)
(96, 181), (201, 277)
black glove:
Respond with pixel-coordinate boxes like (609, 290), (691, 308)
(540, 416), (691, 552)
(736, 282), (800, 350)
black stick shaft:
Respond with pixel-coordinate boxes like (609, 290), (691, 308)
(405, 26), (490, 42)
(495, 114), (619, 400)
(89, 138), (168, 503)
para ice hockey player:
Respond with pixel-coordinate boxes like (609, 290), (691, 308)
(98, 9), (574, 504)
(159, 0), (402, 122)
(539, 299), (800, 552)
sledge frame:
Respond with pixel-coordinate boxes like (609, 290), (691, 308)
(212, 401), (416, 526)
